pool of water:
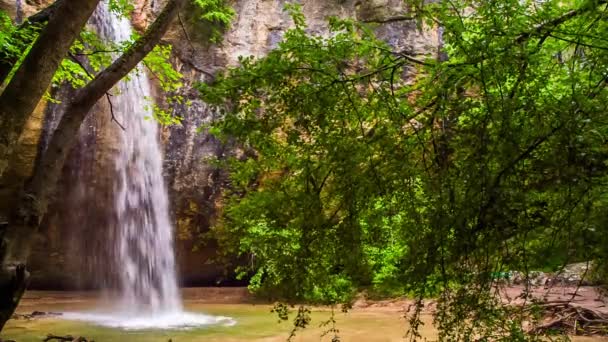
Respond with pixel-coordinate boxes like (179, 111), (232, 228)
(2, 289), (608, 342)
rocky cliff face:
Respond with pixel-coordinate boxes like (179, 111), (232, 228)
(16, 0), (437, 289)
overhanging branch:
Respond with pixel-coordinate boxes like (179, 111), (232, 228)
(515, 0), (608, 43)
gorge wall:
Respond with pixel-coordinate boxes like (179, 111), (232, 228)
(7, 0), (438, 289)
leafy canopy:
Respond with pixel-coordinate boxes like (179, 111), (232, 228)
(201, 0), (608, 339)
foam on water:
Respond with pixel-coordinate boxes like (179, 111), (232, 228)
(62, 311), (236, 330)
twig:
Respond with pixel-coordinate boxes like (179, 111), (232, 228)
(528, 301), (608, 336)
(177, 12), (196, 56)
(176, 12), (216, 81)
(74, 50), (122, 56)
(106, 93), (125, 131)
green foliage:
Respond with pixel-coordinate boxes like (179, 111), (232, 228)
(0, 11), (39, 62)
(108, 0), (135, 18)
(144, 98), (184, 126)
(142, 44), (187, 125)
(202, 0), (608, 339)
(201, 10), (414, 304)
(193, 0), (235, 24)
(0, 10), (42, 85)
(3, 0), (230, 124)
(144, 45), (183, 93)
(49, 29), (115, 91)
(192, 0), (235, 42)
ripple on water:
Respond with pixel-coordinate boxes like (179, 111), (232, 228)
(61, 311), (236, 330)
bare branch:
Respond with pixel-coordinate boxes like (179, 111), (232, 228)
(106, 93), (125, 131)
(177, 12), (196, 55)
(75, 50), (122, 56)
(361, 15), (416, 24)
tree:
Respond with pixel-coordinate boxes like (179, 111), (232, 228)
(0, 0), (101, 175)
(0, 0), (234, 330)
(201, 0), (608, 339)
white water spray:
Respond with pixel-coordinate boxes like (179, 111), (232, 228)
(63, 2), (234, 329)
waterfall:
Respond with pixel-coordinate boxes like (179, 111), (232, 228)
(62, 2), (234, 329)
(92, 2), (181, 314)
(100, 5), (182, 315)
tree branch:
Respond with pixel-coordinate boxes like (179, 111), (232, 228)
(21, 0), (62, 27)
(67, 52), (125, 130)
(71, 0), (186, 109)
(27, 0), (188, 210)
(361, 14), (416, 24)
(515, 0), (608, 43)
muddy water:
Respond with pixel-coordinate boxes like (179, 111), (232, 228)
(3, 289), (608, 342)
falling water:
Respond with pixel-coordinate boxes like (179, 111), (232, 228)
(63, 2), (234, 329)
(98, 3), (182, 315)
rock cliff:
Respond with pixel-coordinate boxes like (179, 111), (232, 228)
(4, 0), (437, 289)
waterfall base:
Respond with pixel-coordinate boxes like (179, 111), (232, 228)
(61, 311), (236, 330)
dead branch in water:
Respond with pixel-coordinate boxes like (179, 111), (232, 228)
(529, 301), (608, 336)
(44, 335), (93, 342)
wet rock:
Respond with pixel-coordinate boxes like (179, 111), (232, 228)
(556, 262), (593, 285)
(500, 262), (595, 287)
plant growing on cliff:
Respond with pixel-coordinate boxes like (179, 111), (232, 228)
(202, 0), (608, 339)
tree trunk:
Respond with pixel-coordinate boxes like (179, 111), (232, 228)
(0, 0), (187, 331)
(0, 0), (100, 176)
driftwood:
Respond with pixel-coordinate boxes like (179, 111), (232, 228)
(43, 334), (93, 342)
(529, 301), (608, 335)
